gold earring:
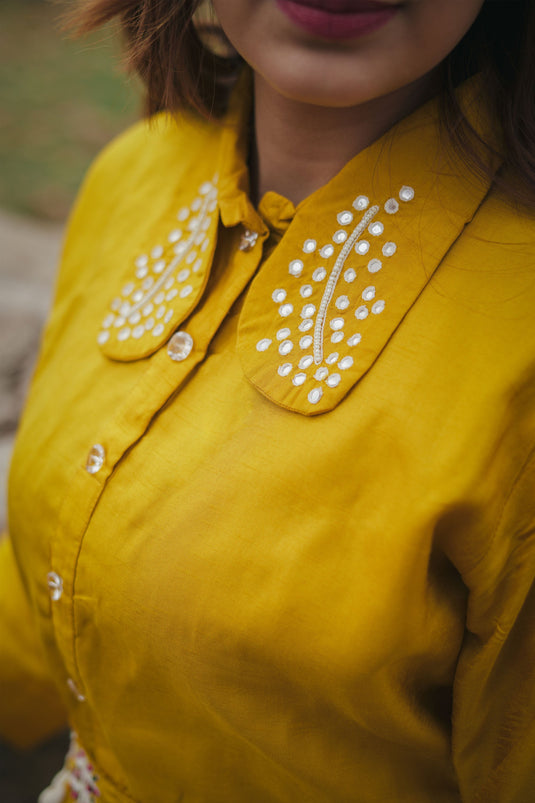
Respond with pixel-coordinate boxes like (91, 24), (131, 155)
(193, 0), (237, 59)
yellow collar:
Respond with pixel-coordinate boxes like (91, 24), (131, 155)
(97, 76), (498, 415)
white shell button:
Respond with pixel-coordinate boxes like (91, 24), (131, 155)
(47, 572), (63, 602)
(86, 444), (105, 475)
(67, 678), (86, 702)
(167, 331), (194, 361)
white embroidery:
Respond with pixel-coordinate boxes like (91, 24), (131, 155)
(384, 198), (399, 214)
(308, 387), (323, 404)
(264, 186), (413, 404)
(313, 205), (379, 364)
(279, 303), (293, 317)
(399, 185), (415, 202)
(97, 179), (217, 345)
(372, 300), (386, 314)
(352, 195), (369, 211)
(355, 240), (370, 255)
(272, 289), (286, 303)
(38, 733), (101, 803)
(289, 259), (304, 276)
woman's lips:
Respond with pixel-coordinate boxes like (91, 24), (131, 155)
(290, 0), (398, 10)
(276, 0), (400, 40)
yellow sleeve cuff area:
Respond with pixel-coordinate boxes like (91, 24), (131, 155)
(0, 534), (67, 750)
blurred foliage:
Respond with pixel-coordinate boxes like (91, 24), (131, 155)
(0, 0), (139, 220)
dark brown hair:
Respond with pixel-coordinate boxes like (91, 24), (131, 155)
(67, 0), (535, 207)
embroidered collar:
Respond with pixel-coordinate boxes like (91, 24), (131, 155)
(96, 74), (498, 415)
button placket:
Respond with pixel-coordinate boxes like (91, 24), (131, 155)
(49, 218), (268, 698)
(48, 343), (209, 697)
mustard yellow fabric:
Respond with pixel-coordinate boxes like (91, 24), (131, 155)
(2, 76), (535, 803)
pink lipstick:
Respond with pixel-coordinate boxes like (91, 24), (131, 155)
(276, 0), (400, 41)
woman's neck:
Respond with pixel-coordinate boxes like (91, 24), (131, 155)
(249, 70), (440, 207)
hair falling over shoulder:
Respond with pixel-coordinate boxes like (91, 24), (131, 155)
(65, 0), (535, 209)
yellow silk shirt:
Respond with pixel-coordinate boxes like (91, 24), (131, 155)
(1, 77), (535, 803)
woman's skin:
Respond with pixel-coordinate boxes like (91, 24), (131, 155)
(211, 0), (486, 205)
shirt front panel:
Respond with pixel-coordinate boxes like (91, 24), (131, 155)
(7, 85), (535, 803)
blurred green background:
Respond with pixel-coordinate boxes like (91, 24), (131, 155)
(0, 0), (139, 221)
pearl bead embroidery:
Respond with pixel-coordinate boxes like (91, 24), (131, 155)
(347, 333), (362, 347)
(368, 259), (382, 273)
(353, 195), (369, 211)
(308, 387), (323, 404)
(330, 318), (344, 331)
(399, 185), (415, 202)
(98, 178), (218, 347)
(372, 300), (386, 314)
(248, 183), (415, 407)
(100, 178), (416, 410)
(337, 210), (354, 225)
(333, 230), (348, 244)
(369, 221), (384, 237)
(335, 295), (350, 310)
(355, 240), (370, 255)
(326, 373), (341, 388)
(299, 318), (313, 332)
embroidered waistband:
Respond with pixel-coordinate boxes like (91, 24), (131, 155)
(38, 731), (101, 803)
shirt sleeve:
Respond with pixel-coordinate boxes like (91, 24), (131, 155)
(0, 534), (67, 749)
(452, 453), (535, 802)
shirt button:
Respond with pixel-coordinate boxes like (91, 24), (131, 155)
(167, 331), (194, 362)
(46, 571), (63, 601)
(86, 443), (105, 474)
(239, 229), (259, 252)
(66, 678), (86, 702)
